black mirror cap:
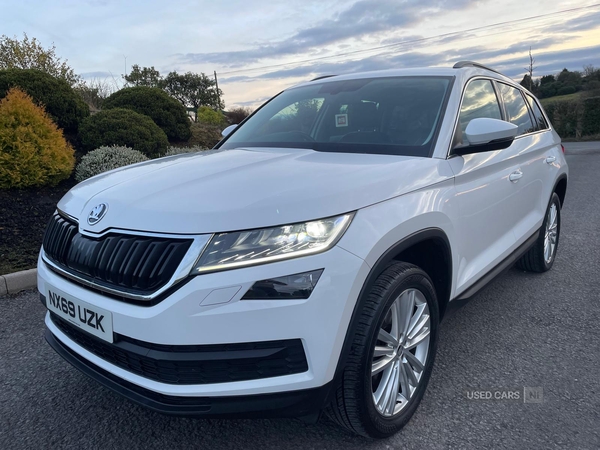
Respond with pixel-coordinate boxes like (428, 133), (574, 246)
(451, 136), (515, 156)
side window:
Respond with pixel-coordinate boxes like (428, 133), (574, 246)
(525, 93), (549, 131)
(459, 79), (502, 135)
(497, 83), (534, 135)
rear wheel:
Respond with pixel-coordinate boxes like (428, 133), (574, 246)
(326, 262), (439, 438)
(517, 192), (561, 273)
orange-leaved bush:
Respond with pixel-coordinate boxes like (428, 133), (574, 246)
(0, 87), (74, 188)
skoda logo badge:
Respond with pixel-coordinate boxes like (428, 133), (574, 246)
(88, 203), (108, 225)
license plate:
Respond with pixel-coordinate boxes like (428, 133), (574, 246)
(46, 284), (113, 343)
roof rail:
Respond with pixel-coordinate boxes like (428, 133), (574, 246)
(453, 61), (504, 75)
(311, 74), (337, 81)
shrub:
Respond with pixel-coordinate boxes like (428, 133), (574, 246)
(78, 108), (168, 157)
(103, 87), (191, 142)
(75, 145), (148, 181)
(0, 68), (89, 133)
(0, 88), (74, 188)
(557, 86), (576, 96)
(196, 106), (226, 126)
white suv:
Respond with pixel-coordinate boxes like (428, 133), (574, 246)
(39, 61), (567, 438)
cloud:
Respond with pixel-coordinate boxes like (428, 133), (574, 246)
(221, 38), (600, 108)
(177, 0), (479, 67)
(542, 9), (600, 33)
(496, 44), (600, 76)
(220, 35), (571, 84)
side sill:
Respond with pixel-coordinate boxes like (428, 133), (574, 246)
(447, 229), (540, 313)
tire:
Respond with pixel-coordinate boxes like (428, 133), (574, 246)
(517, 192), (561, 273)
(326, 262), (439, 438)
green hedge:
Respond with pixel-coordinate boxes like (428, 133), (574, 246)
(543, 95), (600, 139)
(581, 97), (600, 136)
(544, 100), (582, 138)
(103, 87), (191, 142)
(79, 108), (168, 157)
(0, 68), (89, 134)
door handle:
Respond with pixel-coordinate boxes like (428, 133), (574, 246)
(545, 156), (556, 164)
(509, 170), (523, 182)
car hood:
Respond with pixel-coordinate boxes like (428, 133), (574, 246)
(59, 147), (451, 235)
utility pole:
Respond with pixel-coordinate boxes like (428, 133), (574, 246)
(123, 55), (127, 76)
(214, 71), (221, 110)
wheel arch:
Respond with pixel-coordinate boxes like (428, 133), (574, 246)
(553, 174), (567, 208)
(331, 228), (452, 388)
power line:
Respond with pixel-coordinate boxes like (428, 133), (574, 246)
(219, 3), (600, 77)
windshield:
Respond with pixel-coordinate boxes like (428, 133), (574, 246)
(219, 76), (453, 157)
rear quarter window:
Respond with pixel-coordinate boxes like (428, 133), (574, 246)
(525, 93), (549, 131)
(497, 83), (535, 136)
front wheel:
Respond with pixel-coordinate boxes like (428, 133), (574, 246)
(326, 262), (439, 438)
(517, 192), (561, 272)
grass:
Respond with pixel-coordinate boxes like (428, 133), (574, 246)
(540, 92), (582, 107)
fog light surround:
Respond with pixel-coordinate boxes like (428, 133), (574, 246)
(242, 269), (324, 300)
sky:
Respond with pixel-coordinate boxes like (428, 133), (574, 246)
(2, 0), (600, 108)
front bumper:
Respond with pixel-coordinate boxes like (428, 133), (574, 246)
(44, 327), (333, 418)
(39, 245), (369, 400)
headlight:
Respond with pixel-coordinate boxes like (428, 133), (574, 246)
(192, 213), (354, 273)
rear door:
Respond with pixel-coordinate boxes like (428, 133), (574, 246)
(448, 78), (521, 294)
(523, 92), (562, 229)
(495, 83), (549, 245)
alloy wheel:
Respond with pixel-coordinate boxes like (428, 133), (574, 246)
(544, 203), (558, 264)
(371, 288), (431, 417)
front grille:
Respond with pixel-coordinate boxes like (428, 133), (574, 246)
(43, 214), (193, 297)
(50, 313), (308, 385)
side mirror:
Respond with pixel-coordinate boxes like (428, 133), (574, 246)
(453, 118), (518, 156)
(221, 124), (238, 138)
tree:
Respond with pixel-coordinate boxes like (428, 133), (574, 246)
(540, 74), (555, 85)
(523, 47), (536, 91)
(123, 65), (162, 87)
(0, 33), (80, 86)
(520, 74), (533, 91)
(583, 64), (596, 78)
(74, 78), (118, 111)
(161, 71), (223, 121)
(557, 68), (582, 86)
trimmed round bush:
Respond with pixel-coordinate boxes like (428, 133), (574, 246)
(75, 145), (149, 181)
(0, 88), (74, 189)
(103, 87), (191, 142)
(0, 68), (89, 133)
(78, 108), (168, 157)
